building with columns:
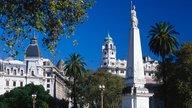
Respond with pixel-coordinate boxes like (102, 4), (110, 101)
(0, 37), (68, 101)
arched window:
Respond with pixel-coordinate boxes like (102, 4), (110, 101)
(31, 71), (34, 76)
(13, 69), (17, 75)
(105, 44), (108, 49)
(21, 70), (23, 76)
(104, 63), (107, 65)
(110, 44), (112, 49)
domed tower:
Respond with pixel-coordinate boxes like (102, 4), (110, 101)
(25, 37), (42, 59)
(24, 37), (44, 78)
(100, 33), (117, 73)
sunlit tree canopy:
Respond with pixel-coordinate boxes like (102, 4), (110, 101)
(0, 0), (95, 55)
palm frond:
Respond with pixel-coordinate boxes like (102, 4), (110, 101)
(147, 21), (179, 60)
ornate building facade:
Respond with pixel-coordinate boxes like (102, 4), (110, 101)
(100, 33), (127, 78)
(0, 37), (68, 100)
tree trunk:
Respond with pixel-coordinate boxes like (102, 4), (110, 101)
(162, 56), (167, 108)
(74, 78), (77, 108)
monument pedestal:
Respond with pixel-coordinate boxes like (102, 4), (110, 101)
(122, 87), (153, 108)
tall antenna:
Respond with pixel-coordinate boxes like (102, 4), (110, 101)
(32, 28), (39, 39)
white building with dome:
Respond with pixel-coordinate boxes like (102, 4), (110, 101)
(100, 34), (159, 84)
(0, 37), (68, 100)
(100, 33), (127, 78)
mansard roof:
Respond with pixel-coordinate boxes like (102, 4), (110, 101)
(26, 38), (42, 58)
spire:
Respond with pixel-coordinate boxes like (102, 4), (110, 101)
(30, 29), (38, 44)
(104, 33), (113, 42)
(126, 4), (145, 87)
(33, 30), (37, 39)
(122, 4), (153, 108)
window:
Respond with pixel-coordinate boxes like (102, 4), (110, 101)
(31, 71), (34, 76)
(47, 79), (50, 82)
(105, 44), (108, 49)
(21, 70), (23, 76)
(13, 81), (16, 86)
(47, 84), (50, 88)
(110, 44), (112, 49)
(6, 80), (9, 86)
(47, 73), (51, 77)
(149, 73), (151, 76)
(43, 62), (46, 66)
(13, 69), (16, 75)
(20, 82), (23, 87)
(120, 70), (124, 73)
(104, 63), (107, 65)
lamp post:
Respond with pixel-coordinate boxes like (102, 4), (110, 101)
(99, 85), (105, 108)
(32, 94), (37, 108)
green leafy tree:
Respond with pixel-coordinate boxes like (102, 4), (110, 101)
(65, 53), (86, 108)
(148, 21), (179, 108)
(155, 42), (192, 108)
(0, 83), (56, 108)
(172, 42), (192, 108)
(79, 68), (125, 108)
(0, 0), (95, 55)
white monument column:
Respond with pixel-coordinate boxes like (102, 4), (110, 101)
(122, 5), (153, 108)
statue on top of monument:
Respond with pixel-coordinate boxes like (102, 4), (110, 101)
(131, 5), (138, 28)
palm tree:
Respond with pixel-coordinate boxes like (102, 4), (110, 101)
(65, 53), (86, 108)
(148, 21), (179, 63)
(148, 21), (179, 108)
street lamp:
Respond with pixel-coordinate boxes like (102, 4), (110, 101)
(99, 85), (105, 108)
(32, 94), (37, 108)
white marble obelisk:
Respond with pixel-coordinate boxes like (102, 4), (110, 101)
(122, 4), (153, 108)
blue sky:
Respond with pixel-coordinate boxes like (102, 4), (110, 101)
(1, 0), (192, 70)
